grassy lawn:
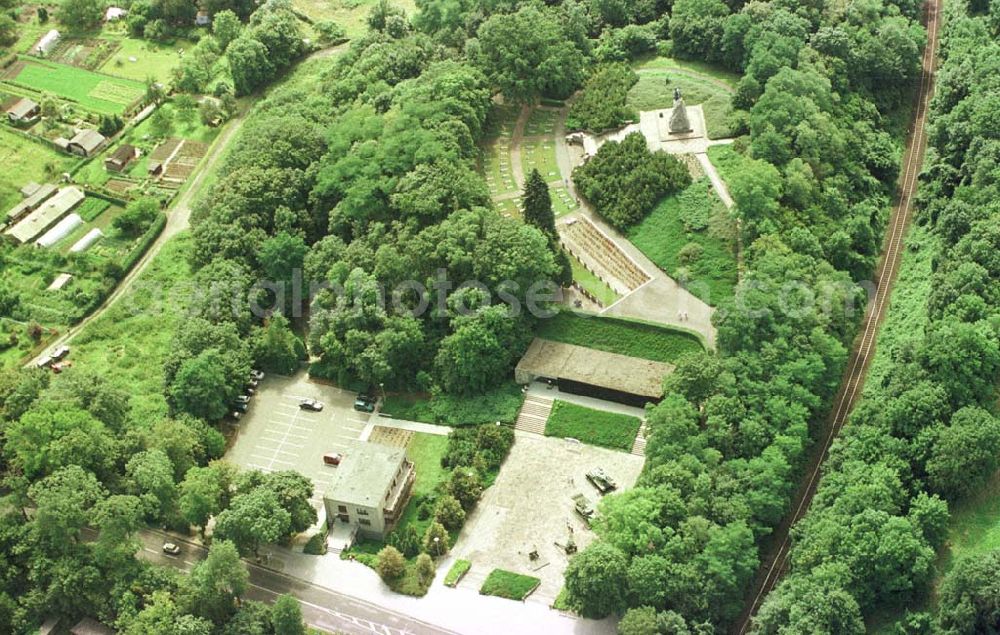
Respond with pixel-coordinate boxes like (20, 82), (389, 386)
(632, 54), (741, 88)
(494, 197), (520, 219)
(627, 71), (735, 139)
(481, 104), (519, 198)
(535, 311), (704, 363)
(292, 0), (417, 39)
(0, 128), (79, 217)
(521, 138), (560, 181)
(544, 400), (641, 451)
(99, 36), (194, 84)
(443, 559), (471, 587)
(570, 255), (619, 307)
(6, 57), (145, 114)
(628, 178), (738, 307)
(381, 381), (525, 427)
(479, 569), (541, 601)
(68, 234), (193, 422)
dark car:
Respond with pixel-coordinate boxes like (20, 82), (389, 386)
(323, 452), (343, 466)
(234, 394), (251, 405)
(233, 402), (249, 413)
(354, 394), (375, 413)
(300, 398), (324, 412)
(249, 369), (264, 381)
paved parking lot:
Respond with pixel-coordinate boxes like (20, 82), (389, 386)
(226, 372), (373, 510)
(450, 431), (643, 605)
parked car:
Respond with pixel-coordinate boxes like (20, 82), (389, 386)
(162, 542), (181, 556)
(323, 452), (343, 466)
(35, 355), (53, 369)
(354, 394), (375, 413)
(50, 361), (72, 374)
(234, 395), (251, 405)
(300, 398), (324, 412)
(249, 369), (264, 381)
(247, 379), (260, 390)
(51, 345), (70, 360)
(229, 410), (242, 421)
(233, 402), (248, 413)
(586, 468), (617, 494)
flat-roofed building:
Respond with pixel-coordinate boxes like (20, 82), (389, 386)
(515, 338), (674, 407)
(323, 441), (415, 540)
(6, 187), (85, 244)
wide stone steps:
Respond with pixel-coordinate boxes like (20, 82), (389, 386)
(515, 395), (553, 435)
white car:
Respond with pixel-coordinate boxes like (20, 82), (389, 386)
(162, 542), (181, 556)
(299, 398), (324, 412)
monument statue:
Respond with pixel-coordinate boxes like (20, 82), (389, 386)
(669, 86), (693, 134)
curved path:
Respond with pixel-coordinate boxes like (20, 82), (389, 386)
(733, 0), (941, 630)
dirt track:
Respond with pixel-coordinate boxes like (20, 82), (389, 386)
(733, 0), (942, 630)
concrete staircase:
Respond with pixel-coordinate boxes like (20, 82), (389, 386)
(515, 395), (553, 435)
(630, 422), (648, 457)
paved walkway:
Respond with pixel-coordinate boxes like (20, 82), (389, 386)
(360, 414), (451, 440)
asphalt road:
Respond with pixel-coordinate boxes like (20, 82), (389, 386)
(137, 529), (458, 635)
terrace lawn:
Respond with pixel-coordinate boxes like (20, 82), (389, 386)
(9, 58), (145, 114)
(99, 37), (194, 84)
(544, 400), (641, 451)
(628, 178), (738, 307)
(0, 128), (78, 217)
(632, 54), (741, 88)
(570, 255), (619, 307)
(536, 311), (704, 364)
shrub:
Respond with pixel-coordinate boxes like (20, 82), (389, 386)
(565, 64), (638, 133)
(375, 545), (406, 580)
(415, 553), (435, 585)
(422, 522), (450, 557)
(434, 494), (466, 531)
(448, 467), (483, 510)
(678, 242), (704, 265)
(314, 20), (347, 45)
(444, 559), (471, 587)
(572, 132), (692, 230)
(303, 532), (326, 555)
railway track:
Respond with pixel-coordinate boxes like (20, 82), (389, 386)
(733, 0), (942, 631)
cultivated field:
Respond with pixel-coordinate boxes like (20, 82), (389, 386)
(293, 0), (417, 38)
(5, 58), (145, 114)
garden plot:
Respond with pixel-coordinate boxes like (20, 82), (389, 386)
(48, 38), (118, 69)
(481, 105), (519, 198)
(3, 58), (144, 115)
(161, 140), (208, 186)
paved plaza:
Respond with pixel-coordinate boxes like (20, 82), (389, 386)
(450, 431), (644, 606)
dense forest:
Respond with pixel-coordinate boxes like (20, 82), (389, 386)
(753, 1), (1000, 631)
(0, 0), (995, 632)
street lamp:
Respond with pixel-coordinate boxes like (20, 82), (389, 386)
(379, 382), (385, 402)
(433, 536), (440, 557)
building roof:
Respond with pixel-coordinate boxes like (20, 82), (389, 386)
(5, 97), (38, 119)
(106, 144), (136, 164)
(516, 338), (674, 399)
(5, 183), (57, 223)
(325, 442), (407, 508)
(6, 186), (85, 244)
(70, 617), (115, 635)
(36, 30), (60, 52)
(20, 181), (41, 198)
(69, 129), (106, 153)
